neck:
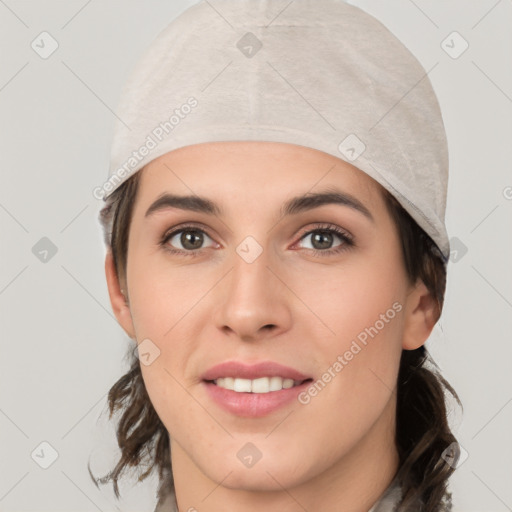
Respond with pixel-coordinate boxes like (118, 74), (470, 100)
(169, 396), (399, 512)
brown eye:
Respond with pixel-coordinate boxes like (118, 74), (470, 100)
(299, 229), (346, 251)
(165, 228), (215, 252)
(180, 230), (204, 250)
(310, 231), (335, 250)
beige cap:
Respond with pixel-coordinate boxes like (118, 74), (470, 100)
(104, 0), (450, 260)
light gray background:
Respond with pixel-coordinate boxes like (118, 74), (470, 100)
(0, 1), (511, 511)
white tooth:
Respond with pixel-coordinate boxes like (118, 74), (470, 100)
(215, 376), (298, 392)
(223, 377), (235, 390)
(282, 378), (294, 389)
(233, 378), (252, 392)
(251, 377), (270, 393)
(269, 376), (284, 391)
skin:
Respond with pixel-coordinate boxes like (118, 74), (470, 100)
(105, 141), (436, 512)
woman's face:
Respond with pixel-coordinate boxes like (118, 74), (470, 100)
(109, 141), (432, 495)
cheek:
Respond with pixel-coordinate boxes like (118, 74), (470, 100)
(289, 255), (406, 427)
(126, 250), (213, 339)
(291, 249), (406, 347)
(125, 255), (215, 431)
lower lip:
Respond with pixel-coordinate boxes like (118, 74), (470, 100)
(202, 380), (311, 417)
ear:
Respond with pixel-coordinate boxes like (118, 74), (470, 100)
(105, 250), (136, 339)
(402, 279), (438, 350)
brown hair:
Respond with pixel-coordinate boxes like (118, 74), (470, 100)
(92, 171), (461, 511)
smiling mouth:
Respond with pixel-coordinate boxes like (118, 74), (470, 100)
(206, 376), (313, 393)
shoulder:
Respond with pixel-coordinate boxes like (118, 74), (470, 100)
(153, 470), (178, 512)
(369, 479), (454, 512)
(153, 487), (178, 512)
(368, 479), (403, 512)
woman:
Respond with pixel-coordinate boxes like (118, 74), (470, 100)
(93, 1), (461, 510)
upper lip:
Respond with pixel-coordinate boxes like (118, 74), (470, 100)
(201, 361), (311, 382)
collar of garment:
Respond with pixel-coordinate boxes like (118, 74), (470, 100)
(153, 478), (403, 512)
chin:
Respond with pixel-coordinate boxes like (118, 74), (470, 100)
(196, 452), (314, 492)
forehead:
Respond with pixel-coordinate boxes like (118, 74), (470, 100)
(136, 141), (383, 208)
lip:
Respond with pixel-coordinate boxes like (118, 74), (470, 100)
(201, 361), (312, 418)
(201, 360), (311, 381)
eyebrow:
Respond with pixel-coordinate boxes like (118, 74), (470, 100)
(144, 186), (374, 222)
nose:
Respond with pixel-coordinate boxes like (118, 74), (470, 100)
(212, 247), (292, 342)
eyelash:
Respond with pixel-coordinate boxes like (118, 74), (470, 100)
(159, 222), (355, 258)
